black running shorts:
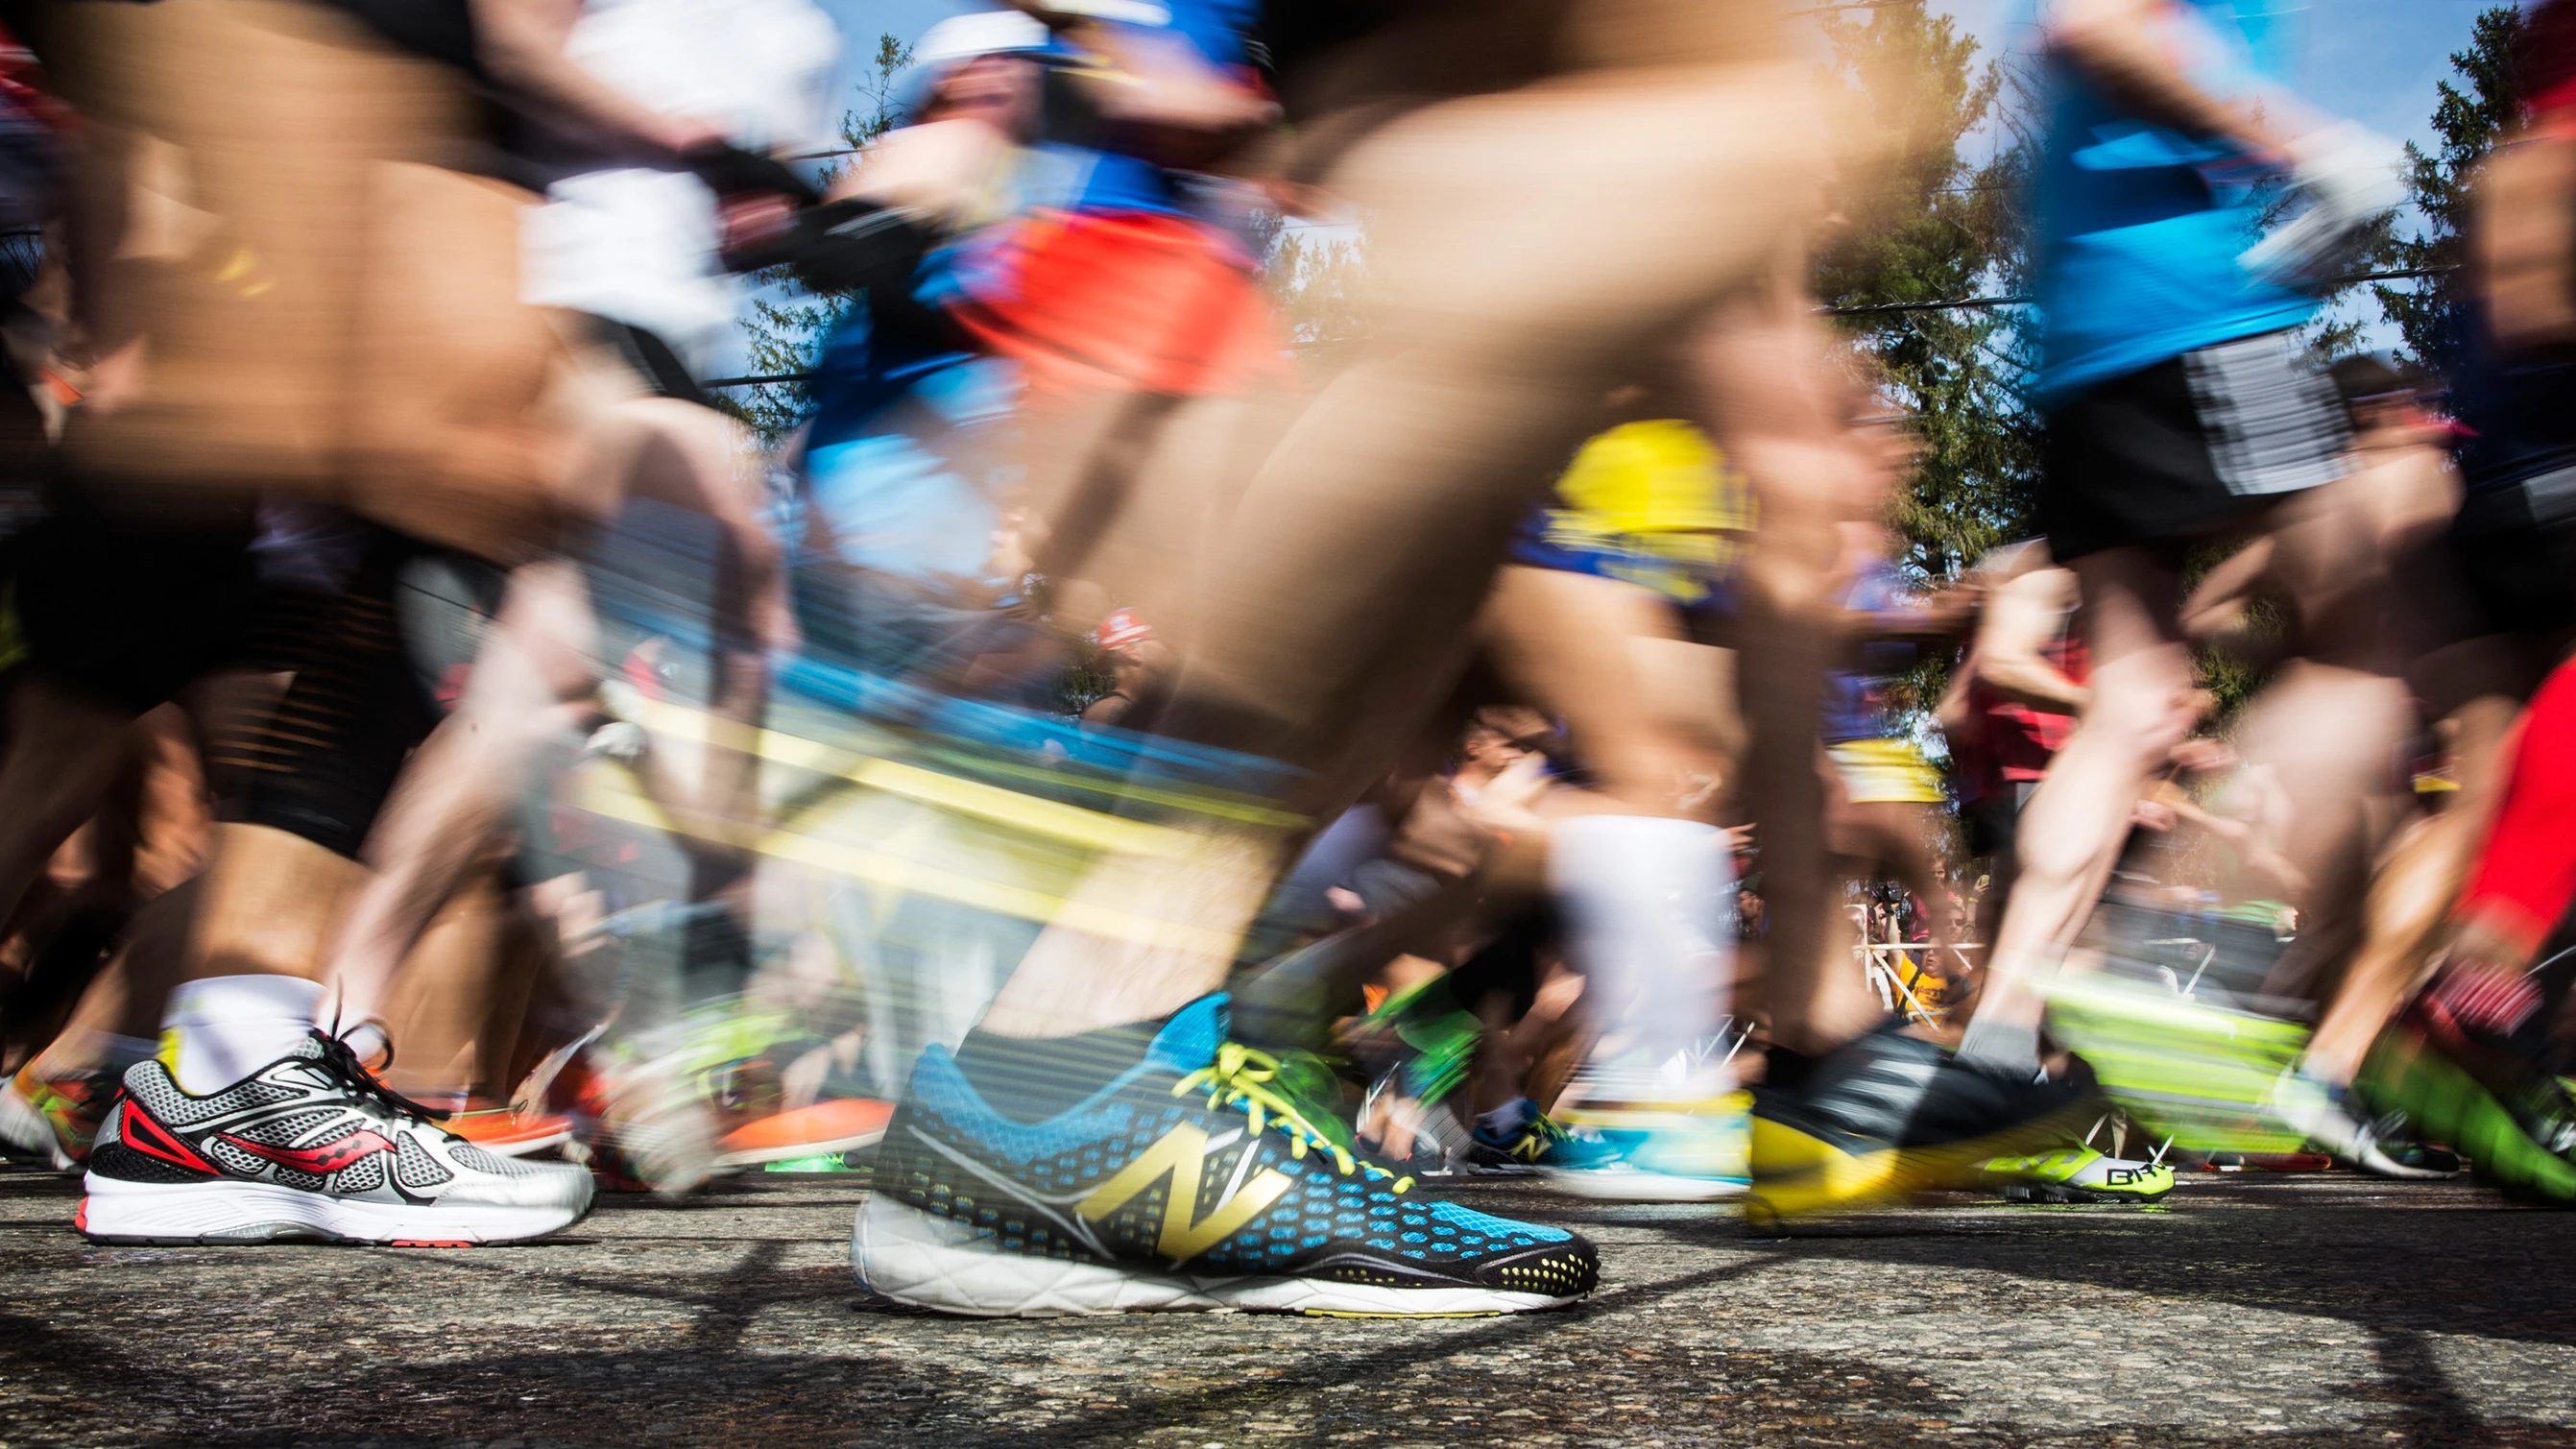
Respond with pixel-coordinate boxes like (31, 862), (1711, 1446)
(8, 490), (260, 715)
(2447, 348), (2576, 637)
(2040, 328), (2350, 563)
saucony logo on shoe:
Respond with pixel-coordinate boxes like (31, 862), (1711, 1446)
(219, 1128), (397, 1175)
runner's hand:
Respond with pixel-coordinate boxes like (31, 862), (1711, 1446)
(2239, 123), (2404, 287)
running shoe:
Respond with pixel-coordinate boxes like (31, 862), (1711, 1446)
(428, 1096), (575, 1159)
(2038, 973), (2311, 1153)
(573, 1048), (717, 1196)
(2264, 1067), (2456, 1180)
(1544, 1095), (1752, 1203)
(1460, 1099), (1617, 1174)
(2360, 991), (2576, 1204)
(1746, 1024), (2095, 1228)
(1979, 1147), (2175, 1203)
(854, 995), (1599, 1316)
(0, 1061), (123, 1170)
(695, 1029), (899, 1168)
(715, 1098), (895, 1168)
(80, 1031), (594, 1245)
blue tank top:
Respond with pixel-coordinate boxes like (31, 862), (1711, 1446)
(1041, 0), (1265, 218)
(2026, 0), (2319, 409)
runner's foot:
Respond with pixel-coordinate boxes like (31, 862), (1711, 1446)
(854, 995), (1599, 1316)
(81, 1032), (593, 1245)
(0, 1061), (123, 1170)
(1747, 1025), (2094, 1228)
(1980, 1146), (2175, 1203)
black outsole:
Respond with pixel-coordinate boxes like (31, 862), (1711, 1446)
(1995, 1183), (2172, 1205)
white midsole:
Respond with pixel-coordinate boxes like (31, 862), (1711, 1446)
(81, 1176), (588, 1244)
(852, 1192), (1578, 1317)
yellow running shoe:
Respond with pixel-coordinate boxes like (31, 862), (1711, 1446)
(1746, 1026), (2097, 1229)
(1979, 1147), (2176, 1203)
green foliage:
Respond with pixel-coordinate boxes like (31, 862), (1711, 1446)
(1813, 3), (2039, 587)
(1264, 224), (1370, 374)
(715, 34), (916, 447)
(2370, 4), (2528, 370)
(2179, 542), (2283, 725)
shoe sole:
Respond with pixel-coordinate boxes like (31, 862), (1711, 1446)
(852, 1193), (1583, 1317)
(1536, 1166), (1748, 1203)
(2349, 1154), (2459, 1181)
(712, 1125), (888, 1169)
(0, 1084), (76, 1171)
(2363, 1031), (2576, 1204)
(1745, 1102), (2096, 1227)
(1992, 1182), (2172, 1204)
(79, 1177), (592, 1246)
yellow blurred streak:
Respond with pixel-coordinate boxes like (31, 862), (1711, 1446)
(571, 767), (1240, 956)
(631, 698), (1194, 857)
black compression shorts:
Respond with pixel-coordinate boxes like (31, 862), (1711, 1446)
(2041, 328), (2350, 563)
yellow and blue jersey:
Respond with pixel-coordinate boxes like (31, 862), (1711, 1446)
(1509, 419), (1753, 612)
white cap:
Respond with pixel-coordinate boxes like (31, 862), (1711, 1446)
(912, 9), (1053, 69)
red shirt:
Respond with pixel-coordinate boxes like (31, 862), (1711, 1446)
(1953, 633), (2088, 803)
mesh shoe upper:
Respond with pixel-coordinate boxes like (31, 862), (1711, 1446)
(875, 998), (1597, 1297)
(91, 1032), (586, 1210)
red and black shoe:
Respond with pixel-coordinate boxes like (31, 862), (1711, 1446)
(81, 1031), (594, 1245)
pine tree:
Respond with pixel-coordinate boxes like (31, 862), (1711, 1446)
(1265, 223), (1369, 374)
(1812, 1), (2039, 588)
(718, 34), (915, 446)
(2371, 4), (2529, 370)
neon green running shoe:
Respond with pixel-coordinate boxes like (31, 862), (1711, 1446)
(2039, 975), (2310, 1153)
(1979, 1147), (2175, 1203)
(2359, 1021), (2576, 1205)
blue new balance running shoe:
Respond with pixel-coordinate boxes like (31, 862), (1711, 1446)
(854, 997), (1599, 1316)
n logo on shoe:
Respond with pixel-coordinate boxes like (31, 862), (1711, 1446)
(1075, 1123), (1292, 1261)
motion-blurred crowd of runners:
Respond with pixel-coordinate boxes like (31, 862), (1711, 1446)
(0, 0), (2571, 1319)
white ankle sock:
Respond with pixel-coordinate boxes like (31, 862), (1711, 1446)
(1550, 815), (1735, 1099)
(163, 975), (325, 1094)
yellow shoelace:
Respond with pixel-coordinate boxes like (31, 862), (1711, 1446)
(1172, 1043), (1413, 1194)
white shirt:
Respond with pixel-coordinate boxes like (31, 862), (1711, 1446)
(520, 0), (840, 376)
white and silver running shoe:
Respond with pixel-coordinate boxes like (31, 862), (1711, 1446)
(2266, 1066), (2459, 1181)
(81, 1031), (593, 1246)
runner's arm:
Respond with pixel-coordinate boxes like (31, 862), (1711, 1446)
(2043, 0), (2312, 159)
(1972, 567), (2088, 715)
(2476, 124), (2576, 356)
(469, 0), (729, 159)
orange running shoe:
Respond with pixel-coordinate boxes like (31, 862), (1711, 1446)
(713, 1098), (893, 1168)
(431, 1097), (574, 1158)
(0, 1062), (123, 1170)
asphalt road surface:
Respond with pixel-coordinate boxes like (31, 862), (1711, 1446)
(5, 1171), (2573, 1448)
